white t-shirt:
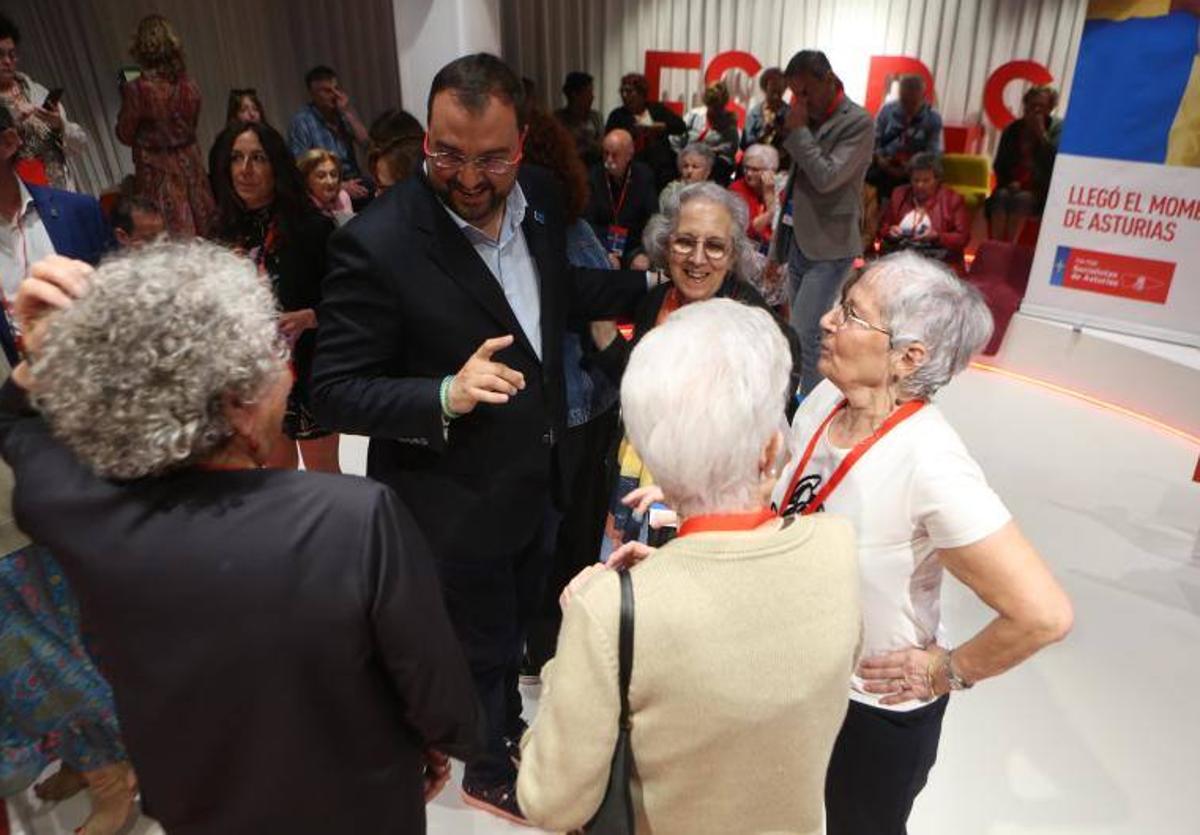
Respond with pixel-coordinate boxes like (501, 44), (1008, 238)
(771, 380), (1011, 712)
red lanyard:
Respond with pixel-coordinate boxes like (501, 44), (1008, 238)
(677, 508), (777, 538)
(606, 168), (632, 223)
(781, 398), (926, 515)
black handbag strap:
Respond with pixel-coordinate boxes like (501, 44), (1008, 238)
(617, 568), (634, 731)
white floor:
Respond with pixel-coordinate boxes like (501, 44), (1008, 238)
(8, 366), (1199, 834)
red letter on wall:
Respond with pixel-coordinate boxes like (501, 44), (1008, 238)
(984, 60), (1054, 130)
(705, 50), (762, 128)
(644, 50), (703, 116)
(864, 56), (935, 116)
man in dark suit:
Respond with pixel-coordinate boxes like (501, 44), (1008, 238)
(312, 53), (651, 823)
(0, 105), (112, 364)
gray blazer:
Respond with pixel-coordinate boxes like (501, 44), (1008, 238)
(777, 97), (874, 261)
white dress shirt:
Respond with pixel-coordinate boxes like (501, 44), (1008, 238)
(440, 182), (544, 360)
(0, 179), (57, 298)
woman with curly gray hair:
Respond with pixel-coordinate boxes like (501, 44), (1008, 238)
(771, 251), (1073, 834)
(595, 181), (801, 559)
(0, 244), (480, 834)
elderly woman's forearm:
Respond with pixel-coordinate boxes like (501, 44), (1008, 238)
(947, 600), (1072, 687)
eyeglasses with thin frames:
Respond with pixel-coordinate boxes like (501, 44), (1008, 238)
(422, 131), (525, 177)
(832, 300), (891, 336)
(669, 234), (731, 262)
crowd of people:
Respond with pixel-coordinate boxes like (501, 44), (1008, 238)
(0, 10), (1075, 835)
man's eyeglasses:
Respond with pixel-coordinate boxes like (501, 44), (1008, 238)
(422, 132), (525, 177)
(832, 300), (891, 336)
(669, 234), (732, 262)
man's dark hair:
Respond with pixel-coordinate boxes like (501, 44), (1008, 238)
(758, 67), (783, 91)
(785, 50), (833, 80)
(428, 53), (526, 127)
(111, 194), (162, 234)
(0, 13), (19, 45)
(562, 71), (593, 98)
(304, 65), (337, 88)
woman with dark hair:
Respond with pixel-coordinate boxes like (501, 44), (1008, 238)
(225, 88), (267, 127)
(605, 72), (687, 189)
(115, 14), (216, 237)
(209, 121), (339, 472)
(518, 108), (621, 678)
(366, 108), (423, 194)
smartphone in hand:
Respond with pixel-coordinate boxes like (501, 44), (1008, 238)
(42, 88), (64, 110)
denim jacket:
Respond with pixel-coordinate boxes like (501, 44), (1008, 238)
(563, 220), (619, 427)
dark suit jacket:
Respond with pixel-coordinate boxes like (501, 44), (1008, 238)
(583, 160), (658, 267)
(312, 166), (647, 563)
(1, 183), (114, 364)
(27, 182), (114, 264)
(0, 381), (479, 835)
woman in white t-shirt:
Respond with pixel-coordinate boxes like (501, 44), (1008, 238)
(772, 251), (1073, 834)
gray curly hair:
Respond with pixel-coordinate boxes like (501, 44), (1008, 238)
(32, 240), (287, 480)
(856, 251), (994, 400)
(643, 181), (759, 282)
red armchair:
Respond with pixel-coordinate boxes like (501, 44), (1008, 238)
(966, 241), (1035, 355)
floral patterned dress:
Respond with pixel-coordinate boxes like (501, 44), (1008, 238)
(116, 70), (217, 237)
(0, 544), (125, 795)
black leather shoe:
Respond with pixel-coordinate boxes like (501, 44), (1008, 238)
(460, 777), (530, 826)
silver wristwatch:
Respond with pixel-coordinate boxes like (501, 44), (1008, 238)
(945, 651), (973, 691)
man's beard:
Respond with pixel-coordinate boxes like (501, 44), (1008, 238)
(432, 175), (507, 225)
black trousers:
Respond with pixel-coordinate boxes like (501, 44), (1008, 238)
(825, 696), (950, 835)
(526, 406), (620, 671)
(438, 499), (560, 787)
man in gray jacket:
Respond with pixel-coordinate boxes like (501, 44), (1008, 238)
(771, 50), (874, 395)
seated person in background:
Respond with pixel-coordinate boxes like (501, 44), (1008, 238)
(111, 193), (164, 247)
(287, 65), (371, 204)
(674, 80), (739, 184)
(605, 72), (687, 190)
(585, 128), (658, 269)
(658, 141), (714, 207)
(366, 108), (424, 194)
(0, 245), (479, 834)
(741, 66), (790, 162)
(987, 85), (1061, 242)
(225, 88), (268, 127)
(730, 142), (781, 253)
(517, 297), (858, 835)
(554, 71), (604, 166)
(297, 147), (354, 225)
(878, 151), (969, 269)
(867, 74), (943, 201)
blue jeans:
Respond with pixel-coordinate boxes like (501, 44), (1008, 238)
(787, 245), (854, 396)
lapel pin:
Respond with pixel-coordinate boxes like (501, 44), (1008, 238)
(533, 209), (545, 225)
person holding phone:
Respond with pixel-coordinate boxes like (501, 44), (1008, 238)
(0, 13), (89, 191)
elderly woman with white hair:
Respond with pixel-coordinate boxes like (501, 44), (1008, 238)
(0, 244), (479, 834)
(517, 299), (861, 834)
(657, 140), (714, 207)
(593, 181), (801, 558)
(731, 143), (781, 253)
(772, 251), (1074, 834)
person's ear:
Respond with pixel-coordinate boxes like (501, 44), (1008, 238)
(114, 228), (131, 247)
(892, 341), (928, 384)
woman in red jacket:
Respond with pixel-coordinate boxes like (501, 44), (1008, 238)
(878, 152), (969, 272)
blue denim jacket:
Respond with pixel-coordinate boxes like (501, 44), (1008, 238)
(563, 220), (619, 427)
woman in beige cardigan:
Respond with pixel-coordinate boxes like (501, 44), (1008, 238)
(517, 299), (861, 834)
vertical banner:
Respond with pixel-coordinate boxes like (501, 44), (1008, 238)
(1025, 1), (1200, 347)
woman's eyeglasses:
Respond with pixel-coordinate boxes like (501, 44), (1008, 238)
(669, 234), (731, 262)
(422, 132), (524, 177)
(832, 300), (891, 336)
